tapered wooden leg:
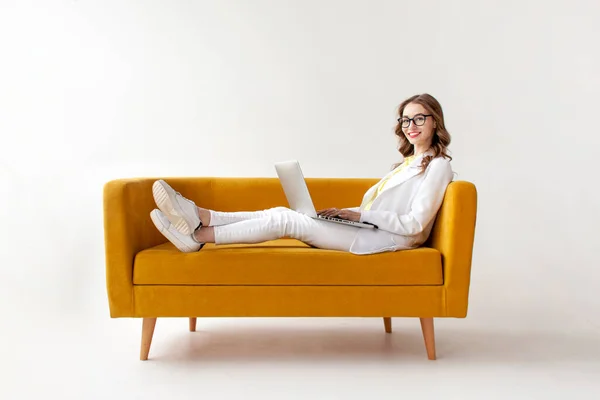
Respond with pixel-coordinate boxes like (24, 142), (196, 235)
(383, 317), (392, 333)
(140, 318), (157, 361)
(419, 318), (436, 360)
(189, 317), (197, 332)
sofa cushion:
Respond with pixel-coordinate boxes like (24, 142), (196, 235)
(133, 239), (443, 286)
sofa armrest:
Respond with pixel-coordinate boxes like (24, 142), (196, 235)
(103, 178), (164, 317)
(428, 181), (478, 317)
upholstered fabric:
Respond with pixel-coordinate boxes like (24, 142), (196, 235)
(133, 239), (443, 286)
(428, 181), (478, 317)
(132, 285), (445, 317)
(103, 177), (477, 318)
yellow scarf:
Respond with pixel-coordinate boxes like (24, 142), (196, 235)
(363, 155), (416, 211)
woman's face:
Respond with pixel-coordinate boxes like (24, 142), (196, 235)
(401, 102), (436, 149)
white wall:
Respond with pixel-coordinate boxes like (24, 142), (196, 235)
(1, 0), (599, 330)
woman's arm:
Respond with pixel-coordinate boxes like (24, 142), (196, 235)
(358, 158), (453, 236)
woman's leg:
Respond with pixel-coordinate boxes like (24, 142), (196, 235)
(153, 178), (292, 232)
(194, 209), (359, 252)
(202, 206), (291, 227)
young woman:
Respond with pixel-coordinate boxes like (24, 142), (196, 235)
(150, 93), (453, 255)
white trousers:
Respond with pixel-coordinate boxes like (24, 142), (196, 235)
(209, 207), (359, 252)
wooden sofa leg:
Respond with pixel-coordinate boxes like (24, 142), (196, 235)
(383, 317), (392, 333)
(189, 317), (197, 332)
(419, 318), (436, 360)
(140, 318), (157, 361)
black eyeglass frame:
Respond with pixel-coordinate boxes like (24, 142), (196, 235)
(397, 114), (433, 128)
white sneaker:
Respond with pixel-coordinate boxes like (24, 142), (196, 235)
(150, 209), (204, 253)
(152, 179), (202, 235)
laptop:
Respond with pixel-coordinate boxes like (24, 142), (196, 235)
(274, 160), (377, 229)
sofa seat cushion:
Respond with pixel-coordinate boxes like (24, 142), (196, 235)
(133, 239), (443, 286)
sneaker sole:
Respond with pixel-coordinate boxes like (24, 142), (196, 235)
(150, 210), (197, 253)
(152, 180), (197, 235)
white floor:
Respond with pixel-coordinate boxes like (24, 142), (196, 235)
(2, 283), (599, 400)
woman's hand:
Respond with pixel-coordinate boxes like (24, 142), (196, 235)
(317, 208), (362, 222)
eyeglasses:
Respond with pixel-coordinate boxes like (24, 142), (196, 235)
(398, 114), (433, 128)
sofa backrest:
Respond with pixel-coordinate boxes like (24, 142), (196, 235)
(166, 177), (379, 212)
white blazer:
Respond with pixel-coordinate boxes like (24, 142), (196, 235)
(345, 150), (454, 255)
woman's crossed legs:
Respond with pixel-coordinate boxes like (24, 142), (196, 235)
(150, 180), (359, 253)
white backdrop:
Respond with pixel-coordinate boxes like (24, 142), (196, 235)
(1, 0), (599, 381)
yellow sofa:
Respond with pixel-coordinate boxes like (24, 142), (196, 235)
(103, 177), (477, 361)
